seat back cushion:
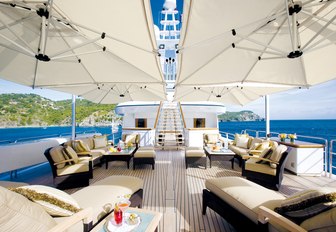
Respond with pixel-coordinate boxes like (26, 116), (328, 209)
(206, 134), (219, 144)
(0, 186), (56, 231)
(233, 133), (249, 145)
(269, 144), (287, 163)
(10, 185), (81, 217)
(49, 146), (67, 169)
(125, 134), (137, 144)
(236, 136), (250, 149)
(72, 140), (90, 153)
(64, 146), (79, 164)
(81, 137), (95, 150)
(93, 135), (108, 149)
(250, 138), (263, 148)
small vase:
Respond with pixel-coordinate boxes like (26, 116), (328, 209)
(290, 138), (295, 143)
(280, 138), (285, 142)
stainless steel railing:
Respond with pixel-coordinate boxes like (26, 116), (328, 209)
(329, 140), (336, 177)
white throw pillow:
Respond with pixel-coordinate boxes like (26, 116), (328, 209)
(0, 186), (56, 231)
(94, 136), (107, 148)
(236, 136), (250, 148)
(10, 185), (81, 217)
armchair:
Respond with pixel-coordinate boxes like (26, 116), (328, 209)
(121, 133), (140, 148)
(203, 133), (224, 147)
(242, 145), (290, 190)
(44, 146), (93, 189)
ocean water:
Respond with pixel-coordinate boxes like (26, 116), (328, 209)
(218, 119), (336, 143)
(1, 120), (335, 145)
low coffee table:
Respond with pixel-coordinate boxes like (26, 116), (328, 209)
(104, 147), (137, 169)
(203, 146), (235, 168)
(91, 207), (162, 232)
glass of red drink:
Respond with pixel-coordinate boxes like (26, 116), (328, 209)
(114, 208), (123, 225)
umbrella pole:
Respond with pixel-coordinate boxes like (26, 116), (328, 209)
(71, 95), (76, 140)
(265, 95), (270, 138)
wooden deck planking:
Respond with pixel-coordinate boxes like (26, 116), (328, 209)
(2, 148), (336, 232)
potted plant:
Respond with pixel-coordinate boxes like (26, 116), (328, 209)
(279, 133), (287, 142)
(288, 134), (297, 143)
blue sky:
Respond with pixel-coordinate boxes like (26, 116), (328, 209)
(0, 0), (335, 120)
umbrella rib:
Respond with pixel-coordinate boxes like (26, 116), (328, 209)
(235, 46), (284, 57)
(0, 31), (35, 57)
(0, 42), (33, 57)
(49, 12), (153, 55)
(98, 88), (112, 104)
(241, 17), (287, 83)
(50, 19), (97, 84)
(51, 49), (105, 61)
(301, 12), (336, 51)
(0, 10), (35, 54)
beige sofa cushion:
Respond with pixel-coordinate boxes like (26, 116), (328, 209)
(269, 144), (287, 163)
(93, 136), (108, 149)
(134, 150), (156, 158)
(64, 146), (79, 164)
(207, 134), (219, 144)
(245, 158), (277, 176)
(81, 137), (95, 150)
(71, 176), (143, 225)
(236, 136), (250, 148)
(49, 146), (67, 169)
(185, 150), (206, 158)
(0, 186), (56, 231)
(56, 163), (89, 176)
(72, 140), (90, 153)
(205, 177), (285, 223)
(228, 144), (249, 156)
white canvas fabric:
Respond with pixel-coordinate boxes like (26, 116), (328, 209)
(176, 0), (336, 89)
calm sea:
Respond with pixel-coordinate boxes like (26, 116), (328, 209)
(0, 119), (335, 144)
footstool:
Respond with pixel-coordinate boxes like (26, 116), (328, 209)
(133, 148), (156, 170)
(185, 147), (207, 169)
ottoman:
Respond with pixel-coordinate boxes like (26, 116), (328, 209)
(185, 147), (207, 169)
(133, 148), (156, 170)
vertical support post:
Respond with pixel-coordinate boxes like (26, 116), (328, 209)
(265, 95), (270, 138)
(71, 95), (76, 140)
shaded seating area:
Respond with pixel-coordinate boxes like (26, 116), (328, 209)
(44, 146), (93, 189)
(242, 143), (290, 190)
(185, 147), (207, 169)
(63, 135), (113, 167)
(133, 146), (156, 170)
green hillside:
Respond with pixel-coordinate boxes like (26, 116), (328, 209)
(218, 110), (263, 121)
(0, 93), (117, 127)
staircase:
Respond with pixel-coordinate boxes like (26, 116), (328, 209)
(156, 102), (185, 150)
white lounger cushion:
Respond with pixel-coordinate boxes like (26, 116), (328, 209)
(70, 176), (143, 225)
(185, 150), (206, 157)
(134, 150), (156, 158)
(205, 177), (285, 223)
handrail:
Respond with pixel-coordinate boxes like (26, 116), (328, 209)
(329, 140), (336, 177)
(219, 130), (235, 148)
(178, 102), (186, 128)
(154, 101), (163, 129)
(0, 130), (102, 145)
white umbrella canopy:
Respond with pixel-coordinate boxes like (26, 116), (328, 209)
(0, 0), (165, 97)
(174, 83), (293, 106)
(176, 0), (336, 88)
(51, 83), (167, 104)
(54, 0), (163, 83)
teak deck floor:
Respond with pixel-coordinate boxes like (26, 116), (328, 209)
(4, 149), (336, 232)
